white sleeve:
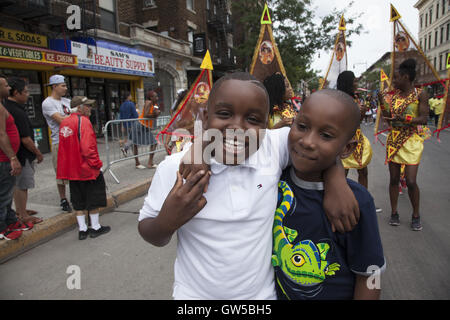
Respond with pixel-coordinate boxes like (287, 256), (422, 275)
(42, 99), (59, 118)
(138, 151), (187, 221)
(275, 127), (290, 170)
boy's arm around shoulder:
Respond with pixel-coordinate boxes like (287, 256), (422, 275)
(343, 182), (385, 300)
(138, 154), (211, 247)
(323, 158), (360, 233)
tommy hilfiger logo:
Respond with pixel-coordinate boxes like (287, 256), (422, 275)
(257, 184), (262, 189)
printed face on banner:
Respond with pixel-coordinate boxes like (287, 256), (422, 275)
(194, 82), (210, 104)
(335, 42), (346, 62)
(395, 32), (410, 52)
(259, 41), (274, 65)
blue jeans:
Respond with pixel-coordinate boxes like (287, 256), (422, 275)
(0, 162), (18, 232)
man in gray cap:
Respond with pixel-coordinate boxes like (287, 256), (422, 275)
(57, 96), (110, 240)
(42, 75), (72, 212)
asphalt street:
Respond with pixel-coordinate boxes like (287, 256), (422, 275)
(0, 124), (449, 300)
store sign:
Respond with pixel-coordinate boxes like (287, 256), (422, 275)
(70, 40), (154, 77)
(0, 41), (77, 67)
(0, 27), (47, 48)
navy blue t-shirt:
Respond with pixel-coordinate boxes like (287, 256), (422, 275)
(273, 167), (385, 300)
(119, 100), (138, 128)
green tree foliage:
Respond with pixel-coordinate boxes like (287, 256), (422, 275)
(232, 0), (364, 89)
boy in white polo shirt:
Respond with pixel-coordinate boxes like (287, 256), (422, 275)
(138, 73), (359, 299)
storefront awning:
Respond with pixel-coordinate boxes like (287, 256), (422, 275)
(0, 41), (77, 68)
(50, 39), (155, 77)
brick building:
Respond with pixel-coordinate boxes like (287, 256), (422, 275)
(0, 0), (239, 149)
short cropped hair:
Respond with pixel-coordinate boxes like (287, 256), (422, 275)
(7, 77), (27, 97)
(208, 72), (269, 109)
(314, 89), (361, 140)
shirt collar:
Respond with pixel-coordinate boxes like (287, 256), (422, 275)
(209, 151), (259, 175)
(289, 167), (324, 190)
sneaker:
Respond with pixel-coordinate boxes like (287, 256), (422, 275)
(411, 216), (423, 231)
(375, 207), (383, 213)
(79, 229), (90, 240)
(0, 229), (22, 240)
(135, 164), (146, 170)
(8, 221), (33, 231)
(89, 225), (111, 238)
(399, 185), (403, 195)
(61, 198), (72, 213)
(389, 212), (400, 226)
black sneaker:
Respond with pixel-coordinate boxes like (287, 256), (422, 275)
(89, 225), (111, 238)
(389, 212), (400, 226)
(79, 229), (90, 240)
(411, 216), (423, 231)
(61, 198), (72, 213)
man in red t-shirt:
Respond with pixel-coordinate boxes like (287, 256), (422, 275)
(0, 74), (23, 240)
(57, 96), (110, 240)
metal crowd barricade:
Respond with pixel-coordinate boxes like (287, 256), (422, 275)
(103, 116), (171, 183)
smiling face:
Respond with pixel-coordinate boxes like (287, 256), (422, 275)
(205, 79), (269, 165)
(288, 92), (358, 182)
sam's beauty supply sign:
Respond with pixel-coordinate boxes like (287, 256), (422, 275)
(70, 40), (154, 77)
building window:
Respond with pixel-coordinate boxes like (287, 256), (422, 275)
(443, 0), (446, 14)
(439, 54), (443, 70)
(187, 0), (194, 11)
(434, 56), (437, 69)
(99, 0), (116, 33)
(429, 33), (432, 49)
(447, 23), (450, 41)
(441, 27), (444, 44)
(187, 28), (194, 53)
(424, 37), (427, 51)
(437, 3), (440, 19)
(435, 30), (438, 46)
(425, 13), (428, 27)
(429, 8), (433, 25)
(143, 0), (156, 8)
(206, 0), (210, 10)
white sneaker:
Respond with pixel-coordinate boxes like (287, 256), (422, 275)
(135, 164), (146, 169)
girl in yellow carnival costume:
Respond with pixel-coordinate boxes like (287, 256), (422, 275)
(263, 73), (296, 129)
(337, 71), (374, 193)
(378, 59), (429, 231)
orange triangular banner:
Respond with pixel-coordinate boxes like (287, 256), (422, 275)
(250, 4), (292, 96)
(157, 57), (213, 151)
(320, 16), (347, 90)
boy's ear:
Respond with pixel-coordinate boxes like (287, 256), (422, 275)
(340, 138), (357, 160)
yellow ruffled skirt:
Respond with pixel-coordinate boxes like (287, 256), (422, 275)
(342, 134), (373, 169)
(387, 132), (424, 165)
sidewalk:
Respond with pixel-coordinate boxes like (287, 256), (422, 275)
(0, 137), (167, 263)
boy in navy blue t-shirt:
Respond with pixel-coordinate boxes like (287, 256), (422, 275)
(273, 89), (385, 300)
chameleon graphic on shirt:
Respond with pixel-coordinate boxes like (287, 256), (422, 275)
(272, 181), (341, 293)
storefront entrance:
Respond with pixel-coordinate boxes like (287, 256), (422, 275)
(67, 76), (130, 136)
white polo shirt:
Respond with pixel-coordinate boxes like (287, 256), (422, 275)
(139, 128), (290, 300)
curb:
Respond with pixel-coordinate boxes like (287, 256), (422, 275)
(0, 179), (151, 264)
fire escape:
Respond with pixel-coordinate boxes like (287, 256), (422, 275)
(207, 0), (233, 69)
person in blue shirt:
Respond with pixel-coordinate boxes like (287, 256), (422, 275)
(273, 89), (386, 300)
(118, 92), (144, 169)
